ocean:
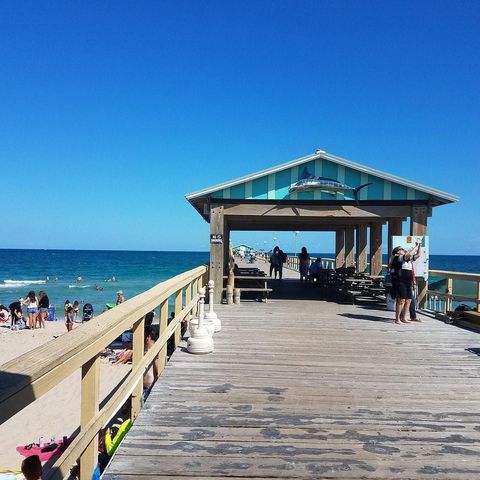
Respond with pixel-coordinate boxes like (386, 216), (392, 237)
(0, 249), (479, 316)
(0, 250), (209, 317)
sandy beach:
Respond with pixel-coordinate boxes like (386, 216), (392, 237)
(0, 322), (130, 470)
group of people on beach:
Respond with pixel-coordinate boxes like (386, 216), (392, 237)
(0, 290), (50, 330)
(1, 289), (126, 333)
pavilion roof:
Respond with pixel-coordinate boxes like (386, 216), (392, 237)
(186, 149), (458, 205)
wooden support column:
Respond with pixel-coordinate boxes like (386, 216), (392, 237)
(388, 218), (403, 257)
(174, 290), (182, 347)
(158, 300), (168, 375)
(80, 355), (100, 478)
(345, 227), (355, 268)
(131, 316), (145, 420)
(356, 225), (368, 273)
(369, 223), (383, 276)
(210, 205), (224, 304)
(223, 222), (230, 267)
(411, 205), (428, 308)
(335, 229), (345, 269)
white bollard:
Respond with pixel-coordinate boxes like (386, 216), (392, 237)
(187, 287), (214, 354)
(205, 280), (221, 332)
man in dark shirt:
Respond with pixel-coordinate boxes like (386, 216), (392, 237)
(38, 291), (50, 328)
(9, 300), (23, 327)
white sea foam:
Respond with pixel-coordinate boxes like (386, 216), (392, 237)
(4, 280), (46, 285)
(68, 285), (90, 289)
(1, 279), (47, 288)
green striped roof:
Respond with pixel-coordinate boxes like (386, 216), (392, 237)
(186, 150), (458, 204)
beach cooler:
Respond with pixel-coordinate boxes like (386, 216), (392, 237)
(47, 307), (56, 321)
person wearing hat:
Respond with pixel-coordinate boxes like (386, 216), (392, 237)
(116, 290), (125, 305)
(390, 241), (421, 324)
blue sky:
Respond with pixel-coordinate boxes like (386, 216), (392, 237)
(1, 1), (478, 254)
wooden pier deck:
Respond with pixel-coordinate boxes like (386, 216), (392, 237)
(105, 267), (480, 479)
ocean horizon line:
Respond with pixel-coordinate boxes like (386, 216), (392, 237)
(0, 247), (478, 257)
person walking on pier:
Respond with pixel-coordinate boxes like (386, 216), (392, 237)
(298, 247), (310, 281)
(269, 246), (285, 280)
(391, 241), (421, 324)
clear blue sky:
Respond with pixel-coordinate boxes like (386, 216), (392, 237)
(1, 1), (478, 254)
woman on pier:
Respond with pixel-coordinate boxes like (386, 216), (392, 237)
(391, 241), (421, 324)
(298, 247), (310, 281)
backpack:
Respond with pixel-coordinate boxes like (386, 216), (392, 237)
(390, 256), (402, 279)
(280, 251), (287, 263)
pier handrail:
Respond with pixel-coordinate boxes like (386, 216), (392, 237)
(0, 264), (208, 480)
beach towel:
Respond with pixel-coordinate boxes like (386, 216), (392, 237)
(16, 442), (65, 462)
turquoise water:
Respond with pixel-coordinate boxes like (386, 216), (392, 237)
(0, 250), (208, 316)
(0, 250), (479, 315)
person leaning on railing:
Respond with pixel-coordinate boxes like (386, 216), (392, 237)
(390, 241), (421, 324)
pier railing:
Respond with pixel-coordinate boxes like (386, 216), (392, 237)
(426, 270), (480, 315)
(285, 255), (335, 271)
(0, 265), (208, 480)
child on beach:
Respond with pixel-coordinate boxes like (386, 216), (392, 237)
(21, 455), (42, 480)
(65, 306), (74, 332)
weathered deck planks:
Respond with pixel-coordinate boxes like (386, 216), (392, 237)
(104, 267), (480, 479)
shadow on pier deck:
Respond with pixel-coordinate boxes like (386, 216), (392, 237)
(104, 265), (480, 480)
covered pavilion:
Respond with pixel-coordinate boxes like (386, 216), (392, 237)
(186, 150), (458, 303)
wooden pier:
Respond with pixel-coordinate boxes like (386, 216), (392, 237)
(104, 266), (480, 479)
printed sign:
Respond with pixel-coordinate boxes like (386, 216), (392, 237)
(210, 234), (223, 244)
(392, 235), (429, 280)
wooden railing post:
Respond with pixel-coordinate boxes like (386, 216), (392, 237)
(477, 281), (480, 313)
(131, 316), (145, 420)
(80, 355), (100, 479)
(174, 290), (182, 347)
(446, 277), (453, 313)
(158, 300), (168, 375)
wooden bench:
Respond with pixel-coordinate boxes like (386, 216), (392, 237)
(223, 275), (272, 302)
(448, 309), (480, 332)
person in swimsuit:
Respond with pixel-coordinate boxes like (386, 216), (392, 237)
(65, 306), (74, 332)
(64, 299), (73, 321)
(73, 300), (80, 322)
(116, 291), (125, 305)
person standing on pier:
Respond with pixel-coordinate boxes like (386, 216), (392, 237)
(270, 246), (285, 280)
(391, 241), (421, 324)
(298, 247), (310, 281)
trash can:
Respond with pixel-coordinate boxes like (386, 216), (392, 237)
(384, 275), (396, 311)
(47, 307), (56, 321)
